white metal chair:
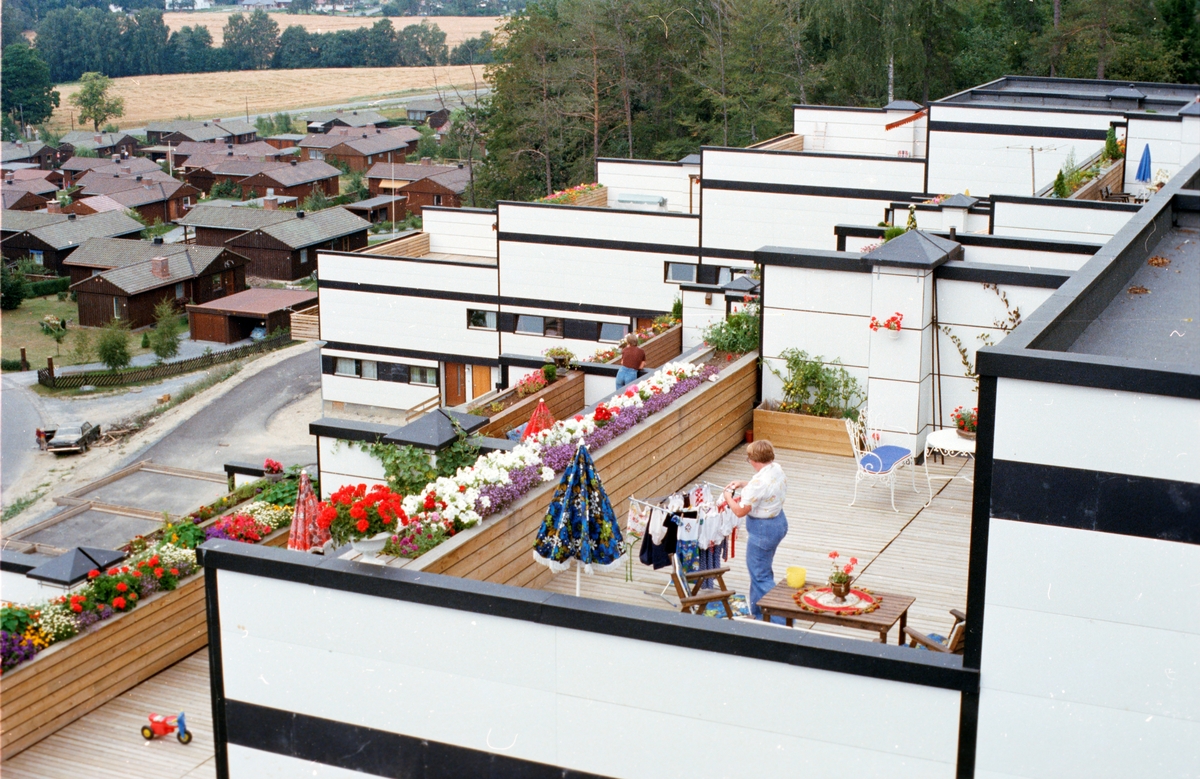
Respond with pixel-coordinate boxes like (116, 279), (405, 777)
(845, 411), (918, 512)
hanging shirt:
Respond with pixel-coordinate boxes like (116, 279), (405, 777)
(740, 461), (787, 518)
(649, 507), (670, 544)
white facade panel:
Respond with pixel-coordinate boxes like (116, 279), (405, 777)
(702, 148), (926, 192)
(499, 242), (682, 314)
(958, 244), (1094, 271)
(703, 190), (890, 253)
(993, 378), (1200, 483)
(681, 288), (725, 349)
(501, 332), (606, 361)
(320, 374), (438, 411)
(424, 207), (497, 258)
(765, 265), (872, 316)
(318, 252), (496, 294)
(597, 160), (696, 213)
(761, 308), (870, 368)
(991, 201), (1133, 241)
(319, 289), (498, 361)
(229, 745), (372, 778)
(498, 202), (699, 247)
(935, 280), (1055, 331)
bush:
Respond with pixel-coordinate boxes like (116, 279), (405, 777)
(671, 296), (683, 321)
(768, 348), (863, 419)
(702, 299), (760, 355)
(96, 319), (132, 370)
(1, 266), (28, 310)
(71, 329), (92, 363)
(27, 276), (70, 297)
(1105, 126), (1122, 161)
(140, 331), (151, 348)
(1, 358), (24, 372)
(541, 364), (557, 382)
(1053, 170), (1069, 199)
(149, 299), (183, 361)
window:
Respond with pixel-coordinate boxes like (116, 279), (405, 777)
(335, 358), (358, 377)
(367, 156), (373, 165)
(29, 250), (43, 266)
(515, 315), (544, 335)
(468, 310), (497, 330)
(434, 195), (443, 206)
(183, 196), (191, 207)
(312, 150), (324, 160)
(666, 263), (697, 283)
(360, 360), (377, 380)
(543, 317), (563, 338)
(599, 322), (629, 343)
(213, 274), (223, 289)
(175, 282), (184, 299)
(113, 298), (120, 318)
(300, 248), (308, 264)
(411, 366), (438, 386)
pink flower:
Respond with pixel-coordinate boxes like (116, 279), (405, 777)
(829, 551), (839, 559)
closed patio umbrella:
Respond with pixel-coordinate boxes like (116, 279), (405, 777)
(521, 399), (555, 441)
(533, 445), (624, 596)
(1135, 144), (1152, 183)
(288, 470), (329, 552)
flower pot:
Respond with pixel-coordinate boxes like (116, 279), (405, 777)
(552, 356), (569, 369)
(263, 473), (285, 483)
(885, 328), (901, 341)
(350, 532), (391, 557)
(753, 404), (853, 457)
(744, 429), (754, 444)
(829, 579), (852, 601)
(956, 428), (977, 440)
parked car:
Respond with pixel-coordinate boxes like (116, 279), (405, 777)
(45, 422), (101, 454)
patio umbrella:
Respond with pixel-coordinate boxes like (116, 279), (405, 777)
(532, 445), (624, 596)
(1135, 144), (1152, 183)
(521, 399), (555, 441)
(288, 470), (329, 552)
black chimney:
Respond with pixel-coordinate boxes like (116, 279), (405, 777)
(153, 236), (164, 245)
(297, 210), (305, 219)
(67, 213), (77, 221)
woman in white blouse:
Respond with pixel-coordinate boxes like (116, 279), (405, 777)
(723, 440), (788, 620)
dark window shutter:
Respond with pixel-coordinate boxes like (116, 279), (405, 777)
(498, 312), (516, 332)
(320, 355), (335, 374)
(564, 319), (598, 341)
(390, 364), (410, 383)
(375, 362), (392, 381)
(697, 265), (720, 285)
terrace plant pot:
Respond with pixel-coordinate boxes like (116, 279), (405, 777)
(752, 403), (853, 458)
(350, 532), (391, 557)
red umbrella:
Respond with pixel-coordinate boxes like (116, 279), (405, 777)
(522, 399), (556, 441)
(288, 471), (329, 552)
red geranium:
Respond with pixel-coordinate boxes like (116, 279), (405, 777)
(356, 519), (369, 533)
(154, 567), (164, 578)
(170, 568), (179, 576)
(116, 582), (128, 592)
(319, 484), (408, 546)
(112, 597), (127, 610)
(88, 570), (100, 579)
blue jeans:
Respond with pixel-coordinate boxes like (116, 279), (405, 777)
(746, 511), (788, 619)
(615, 367), (638, 391)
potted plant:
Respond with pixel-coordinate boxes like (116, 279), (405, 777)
(514, 372), (547, 398)
(755, 349), (863, 457)
(317, 484), (408, 556)
(869, 311), (904, 340)
(542, 347), (575, 369)
(827, 551), (858, 601)
(263, 458), (285, 482)
(951, 405), (978, 439)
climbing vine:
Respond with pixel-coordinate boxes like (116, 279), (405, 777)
(939, 283), (1024, 391)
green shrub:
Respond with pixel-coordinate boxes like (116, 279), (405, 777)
(27, 276), (70, 297)
(702, 300), (760, 355)
(71, 329), (92, 363)
(671, 296), (683, 320)
(96, 319), (132, 370)
(1, 266), (28, 310)
(1053, 170), (1069, 198)
(140, 331), (151, 348)
(541, 364), (557, 382)
(1, 358), (24, 371)
(149, 299), (182, 361)
(883, 225), (907, 241)
(1104, 126), (1122, 161)
(769, 348), (864, 419)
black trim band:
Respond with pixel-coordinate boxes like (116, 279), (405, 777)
(935, 262), (1070, 289)
(225, 701), (614, 779)
(323, 340), (499, 368)
(198, 541), (978, 693)
(991, 460), (1200, 544)
(321, 279), (497, 305)
(497, 200), (698, 219)
(701, 145), (926, 164)
(990, 194), (1141, 212)
(703, 179), (920, 202)
(309, 416), (395, 444)
(498, 230), (698, 256)
(222, 462), (266, 479)
(929, 121), (1108, 140)
(978, 349), (1200, 400)
(834, 224), (1101, 255)
(755, 247), (872, 273)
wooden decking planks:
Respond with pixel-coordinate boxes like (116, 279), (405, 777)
(540, 445), (973, 643)
(2, 651), (216, 779)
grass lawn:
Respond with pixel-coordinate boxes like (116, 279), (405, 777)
(1, 295), (154, 371)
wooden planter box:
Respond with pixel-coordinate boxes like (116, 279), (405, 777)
(475, 371), (585, 439)
(0, 526), (289, 759)
(753, 404), (853, 458)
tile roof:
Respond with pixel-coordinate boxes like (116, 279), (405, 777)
(344, 194), (406, 210)
(365, 162), (457, 180)
(175, 203), (295, 230)
(2, 178), (58, 196)
(86, 244), (233, 295)
(72, 194), (126, 214)
(0, 211), (68, 233)
(214, 119), (258, 137)
(1, 189), (50, 210)
(298, 134), (347, 150)
(187, 159), (289, 177)
(14, 210), (144, 249)
(70, 158), (162, 177)
(63, 236), (199, 269)
(76, 169), (179, 195)
(249, 160), (340, 187)
(102, 181), (192, 208)
(59, 131), (136, 150)
(328, 128), (421, 156)
(303, 109), (389, 127)
(423, 166), (474, 194)
(148, 120), (252, 143)
(1, 141), (48, 162)
(247, 207), (370, 249)
(60, 156), (124, 173)
(6, 169), (60, 182)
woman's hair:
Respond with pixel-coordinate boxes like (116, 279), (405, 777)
(622, 334), (638, 347)
(746, 440), (775, 463)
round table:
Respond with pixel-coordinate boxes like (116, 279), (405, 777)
(923, 428), (975, 504)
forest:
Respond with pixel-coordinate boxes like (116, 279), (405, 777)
(472, 0), (1200, 203)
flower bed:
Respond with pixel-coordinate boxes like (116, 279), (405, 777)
(325, 362), (719, 556)
(536, 182), (606, 206)
(588, 319), (681, 363)
(473, 370), (585, 439)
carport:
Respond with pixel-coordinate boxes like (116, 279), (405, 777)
(187, 287), (318, 344)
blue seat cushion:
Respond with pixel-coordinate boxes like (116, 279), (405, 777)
(914, 633), (947, 651)
(860, 445), (911, 473)
(505, 422), (528, 442)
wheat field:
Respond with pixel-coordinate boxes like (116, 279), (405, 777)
(162, 13), (500, 46)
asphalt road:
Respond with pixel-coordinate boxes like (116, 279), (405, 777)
(0, 372), (45, 501)
(122, 348), (321, 474)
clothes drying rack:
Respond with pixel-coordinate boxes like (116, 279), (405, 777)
(629, 481), (732, 606)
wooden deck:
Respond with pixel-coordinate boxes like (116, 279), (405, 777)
(2, 651), (216, 779)
(541, 445), (973, 643)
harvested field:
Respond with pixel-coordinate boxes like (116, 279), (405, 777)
(162, 13), (499, 46)
(50, 65), (486, 130)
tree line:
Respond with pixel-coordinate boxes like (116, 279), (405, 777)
(473, 0), (1200, 204)
(30, 8), (493, 83)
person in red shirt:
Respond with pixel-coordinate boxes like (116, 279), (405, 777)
(616, 334), (645, 390)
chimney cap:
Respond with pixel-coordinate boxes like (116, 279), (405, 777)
(153, 236), (163, 245)
(135, 175), (143, 181)
(67, 213), (77, 220)
(290, 159), (297, 166)
(297, 210), (305, 218)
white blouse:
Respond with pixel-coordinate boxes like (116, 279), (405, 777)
(740, 461), (787, 518)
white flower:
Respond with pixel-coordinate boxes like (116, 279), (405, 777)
(541, 467), (555, 482)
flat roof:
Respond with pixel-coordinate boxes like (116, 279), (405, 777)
(188, 288), (318, 316)
(939, 75), (1200, 114)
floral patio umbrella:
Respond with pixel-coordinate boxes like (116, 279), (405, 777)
(288, 470), (329, 552)
(521, 399), (556, 441)
(532, 445), (624, 596)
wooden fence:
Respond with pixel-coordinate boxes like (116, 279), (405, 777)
(37, 333), (292, 389)
(413, 352), (757, 590)
(475, 371), (585, 439)
(290, 305), (320, 341)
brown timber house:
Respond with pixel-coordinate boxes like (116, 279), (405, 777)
(224, 207), (370, 280)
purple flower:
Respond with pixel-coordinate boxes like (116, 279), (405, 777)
(1, 630), (39, 671)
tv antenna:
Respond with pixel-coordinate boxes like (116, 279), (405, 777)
(1004, 144), (1064, 196)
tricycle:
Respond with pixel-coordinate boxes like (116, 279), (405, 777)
(140, 712), (192, 744)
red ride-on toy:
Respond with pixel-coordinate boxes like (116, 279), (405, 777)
(140, 712), (192, 744)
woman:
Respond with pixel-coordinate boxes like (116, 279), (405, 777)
(724, 440), (788, 620)
(615, 333), (645, 391)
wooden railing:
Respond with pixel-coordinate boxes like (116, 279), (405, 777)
(290, 305), (320, 341)
(474, 370), (586, 439)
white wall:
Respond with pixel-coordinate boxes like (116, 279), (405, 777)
(597, 160), (698, 213)
(0, 571), (60, 605)
(958, 243), (1096, 272)
(1123, 117), (1200, 195)
(216, 569), (964, 779)
(318, 289), (498, 362)
(927, 104), (1118, 197)
(681, 288), (726, 349)
(423, 207), (497, 258)
(792, 106), (927, 158)
(316, 436), (386, 499)
(991, 200), (1135, 242)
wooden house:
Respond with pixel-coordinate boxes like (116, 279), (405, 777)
(1, 140), (59, 170)
(57, 132), (138, 160)
(145, 119), (258, 146)
(321, 128), (421, 172)
(1, 188), (50, 212)
(183, 159), (288, 196)
(0, 211), (67, 241)
(187, 288), (318, 343)
(399, 165), (473, 215)
(0, 211), (143, 274)
(71, 244), (248, 328)
(69, 179), (198, 224)
(364, 161), (458, 198)
(302, 109), (388, 133)
(265, 133), (305, 150)
(62, 236), (190, 285)
(237, 160), (340, 201)
(224, 207), (369, 280)
(176, 203), (295, 247)
(58, 155), (157, 188)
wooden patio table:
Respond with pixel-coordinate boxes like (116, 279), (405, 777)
(757, 582), (916, 645)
